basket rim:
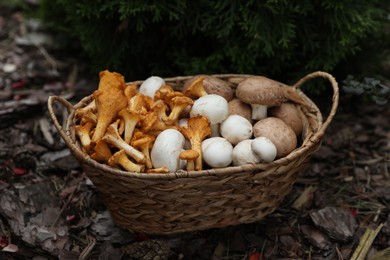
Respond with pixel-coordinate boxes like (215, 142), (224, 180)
(48, 72), (339, 180)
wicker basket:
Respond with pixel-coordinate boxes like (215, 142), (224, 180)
(47, 71), (339, 235)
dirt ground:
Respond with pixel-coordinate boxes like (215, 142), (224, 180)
(1, 4), (390, 260)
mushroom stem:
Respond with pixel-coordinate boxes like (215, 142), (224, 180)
(250, 104), (268, 120)
(102, 121), (146, 163)
(179, 150), (199, 171)
(131, 132), (156, 170)
(210, 123), (220, 137)
(75, 121), (94, 151)
(118, 108), (141, 144)
(90, 140), (112, 163)
(108, 150), (145, 173)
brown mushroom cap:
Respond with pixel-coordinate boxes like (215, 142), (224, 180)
(183, 75), (234, 101)
(269, 102), (303, 136)
(235, 76), (286, 106)
(228, 98), (252, 121)
(253, 117), (297, 158)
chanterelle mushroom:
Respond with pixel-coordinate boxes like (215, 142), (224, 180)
(179, 116), (211, 171)
(102, 120), (146, 164)
(118, 108), (142, 144)
(253, 117), (297, 158)
(91, 70), (128, 142)
(131, 132), (156, 170)
(108, 149), (145, 173)
(179, 150), (199, 171)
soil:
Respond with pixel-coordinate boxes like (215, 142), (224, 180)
(1, 3), (390, 260)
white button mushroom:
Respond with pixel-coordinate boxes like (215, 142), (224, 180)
(189, 94), (229, 137)
(150, 129), (185, 172)
(139, 76), (165, 98)
(202, 137), (233, 168)
(251, 137), (277, 162)
(232, 139), (260, 166)
(220, 115), (253, 145)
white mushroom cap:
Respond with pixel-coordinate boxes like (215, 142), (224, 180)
(220, 115), (253, 145)
(202, 137), (233, 168)
(190, 94), (229, 124)
(150, 129), (185, 172)
(232, 139), (260, 166)
(139, 76), (165, 98)
(251, 137), (277, 162)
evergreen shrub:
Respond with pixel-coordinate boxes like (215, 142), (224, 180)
(38, 0), (389, 85)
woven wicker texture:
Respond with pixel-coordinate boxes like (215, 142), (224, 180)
(48, 71), (339, 235)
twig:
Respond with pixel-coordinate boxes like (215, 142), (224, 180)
(34, 42), (58, 71)
(78, 236), (97, 260)
(350, 223), (384, 260)
(51, 183), (80, 227)
(355, 157), (384, 166)
(335, 246), (344, 260)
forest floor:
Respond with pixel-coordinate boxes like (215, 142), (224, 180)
(1, 4), (390, 260)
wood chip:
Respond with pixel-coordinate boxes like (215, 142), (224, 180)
(310, 207), (357, 242)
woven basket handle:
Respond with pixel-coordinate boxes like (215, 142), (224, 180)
(293, 71), (339, 143)
(47, 95), (86, 160)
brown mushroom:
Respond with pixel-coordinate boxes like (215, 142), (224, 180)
(228, 98), (252, 121)
(235, 76), (285, 120)
(253, 117), (297, 158)
(269, 102), (303, 136)
(235, 76), (307, 120)
(183, 75), (234, 101)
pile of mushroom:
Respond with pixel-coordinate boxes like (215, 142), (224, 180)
(74, 70), (305, 173)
